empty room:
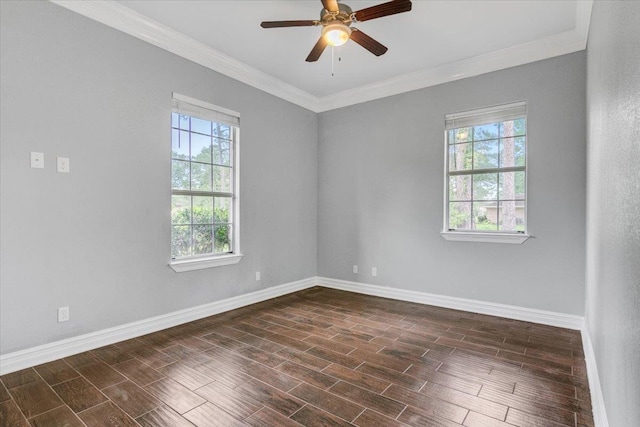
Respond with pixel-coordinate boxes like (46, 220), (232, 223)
(0, 0), (638, 426)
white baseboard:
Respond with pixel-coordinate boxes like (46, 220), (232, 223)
(581, 325), (610, 427)
(316, 277), (614, 427)
(0, 277), (316, 375)
(2, 274), (607, 427)
(316, 276), (585, 330)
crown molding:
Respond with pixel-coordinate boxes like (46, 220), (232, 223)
(50, 0), (321, 112)
(317, 26), (590, 111)
(50, 0), (592, 114)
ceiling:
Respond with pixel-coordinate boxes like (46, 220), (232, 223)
(52, 0), (593, 112)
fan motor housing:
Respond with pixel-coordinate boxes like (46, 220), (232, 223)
(320, 3), (353, 25)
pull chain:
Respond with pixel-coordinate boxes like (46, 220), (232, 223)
(331, 46), (342, 77)
(331, 46), (335, 76)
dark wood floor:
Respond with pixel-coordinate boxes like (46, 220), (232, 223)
(0, 287), (593, 427)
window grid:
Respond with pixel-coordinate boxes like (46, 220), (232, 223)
(171, 113), (236, 259)
(445, 113), (526, 233)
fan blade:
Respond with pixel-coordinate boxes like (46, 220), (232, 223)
(322, 0), (340, 13)
(353, 0), (412, 22)
(261, 20), (318, 28)
(306, 37), (328, 62)
(350, 29), (388, 56)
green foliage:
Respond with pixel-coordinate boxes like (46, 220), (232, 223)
(447, 118), (527, 231)
(170, 114), (235, 258)
(170, 198), (231, 258)
(448, 203), (471, 229)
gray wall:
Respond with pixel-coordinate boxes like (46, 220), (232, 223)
(318, 53), (587, 314)
(0, 1), (318, 354)
(0, 0), (593, 358)
(585, 2), (640, 426)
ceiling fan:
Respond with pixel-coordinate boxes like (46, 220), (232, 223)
(260, 0), (412, 62)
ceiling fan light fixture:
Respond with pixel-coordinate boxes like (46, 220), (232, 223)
(322, 22), (351, 46)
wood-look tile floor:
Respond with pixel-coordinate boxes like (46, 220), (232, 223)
(0, 287), (593, 427)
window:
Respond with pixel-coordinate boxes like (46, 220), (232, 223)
(170, 93), (242, 271)
(442, 101), (529, 244)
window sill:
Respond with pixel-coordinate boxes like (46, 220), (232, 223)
(440, 231), (530, 244)
(169, 253), (244, 272)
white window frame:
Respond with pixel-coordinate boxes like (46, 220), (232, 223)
(169, 93), (242, 272)
(441, 101), (530, 244)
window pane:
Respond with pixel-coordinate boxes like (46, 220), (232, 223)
(191, 163), (212, 191)
(500, 119), (526, 137)
(474, 201), (498, 231)
(193, 225), (213, 255)
(171, 225), (191, 258)
(215, 197), (231, 223)
(191, 133), (212, 163)
(214, 224), (231, 253)
(171, 195), (191, 225)
(473, 139), (499, 169)
(473, 123), (498, 141)
(473, 173), (498, 201)
(213, 138), (231, 166)
(449, 143), (472, 171)
(445, 105), (526, 234)
(180, 130), (190, 154)
(497, 201), (525, 232)
(191, 117), (211, 136)
(213, 123), (231, 139)
(178, 114), (190, 131)
(454, 127), (472, 143)
(499, 171), (526, 200)
(449, 202), (472, 230)
(499, 137), (525, 168)
(449, 175), (471, 201)
(171, 105), (238, 260)
(172, 129), (189, 160)
(213, 166), (231, 192)
(193, 196), (213, 224)
(172, 160), (190, 190)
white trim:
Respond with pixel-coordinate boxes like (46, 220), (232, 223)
(316, 276), (583, 330)
(50, 0), (593, 113)
(581, 325), (610, 427)
(0, 274), (592, 387)
(445, 101), (526, 130)
(574, 0), (594, 46)
(0, 272), (608, 425)
(0, 277), (316, 375)
(49, 0), (321, 112)
(314, 26), (590, 112)
(172, 92), (240, 120)
(440, 231), (530, 244)
(169, 254), (244, 272)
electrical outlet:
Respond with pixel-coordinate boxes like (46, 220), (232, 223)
(58, 306), (69, 323)
(256, 271), (261, 281)
(371, 267), (377, 277)
(353, 265), (358, 274)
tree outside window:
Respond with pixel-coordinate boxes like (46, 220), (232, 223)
(445, 102), (526, 233)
